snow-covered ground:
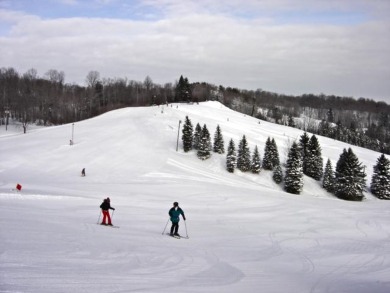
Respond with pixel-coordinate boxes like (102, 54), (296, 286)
(1, 101), (389, 293)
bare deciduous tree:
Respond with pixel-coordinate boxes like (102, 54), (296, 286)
(85, 71), (100, 88)
(45, 69), (65, 84)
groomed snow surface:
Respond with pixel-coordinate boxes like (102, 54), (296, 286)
(1, 101), (389, 293)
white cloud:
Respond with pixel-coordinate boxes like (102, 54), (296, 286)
(0, 2), (389, 100)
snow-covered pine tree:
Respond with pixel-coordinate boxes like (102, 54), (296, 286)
(284, 142), (304, 194)
(197, 124), (211, 160)
(273, 164), (283, 184)
(237, 135), (251, 172)
(181, 116), (193, 152)
(270, 138), (280, 168)
(213, 125), (225, 154)
(306, 135), (323, 180)
(334, 148), (366, 201)
(226, 139), (236, 173)
(193, 123), (202, 150)
(251, 145), (261, 174)
(299, 132), (310, 174)
(262, 137), (273, 170)
(371, 154), (390, 199)
(322, 158), (334, 192)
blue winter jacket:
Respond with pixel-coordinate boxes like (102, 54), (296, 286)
(169, 207), (185, 223)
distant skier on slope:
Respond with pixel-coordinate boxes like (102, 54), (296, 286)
(169, 202), (186, 237)
(100, 197), (115, 226)
(81, 168), (86, 177)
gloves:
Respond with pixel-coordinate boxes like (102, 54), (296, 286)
(113, 208), (115, 211)
(183, 216), (186, 221)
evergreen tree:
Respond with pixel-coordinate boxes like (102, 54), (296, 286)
(299, 132), (310, 174)
(213, 125), (225, 154)
(237, 135), (251, 172)
(181, 116), (193, 152)
(318, 120), (332, 137)
(251, 145), (261, 174)
(262, 137), (279, 170)
(335, 120), (343, 141)
(284, 142), (304, 194)
(323, 159), (335, 192)
(270, 138), (280, 167)
(327, 108), (334, 123)
(305, 135), (323, 180)
(371, 154), (390, 199)
(273, 164), (283, 184)
(262, 137), (273, 170)
(334, 148), (366, 201)
(197, 124), (211, 160)
(193, 123), (202, 150)
(226, 139), (236, 173)
(175, 75), (192, 102)
(288, 115), (295, 127)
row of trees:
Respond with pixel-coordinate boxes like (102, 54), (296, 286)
(261, 107), (390, 155)
(2, 66), (390, 155)
(221, 88), (390, 155)
(182, 116), (390, 201)
(0, 67), (202, 126)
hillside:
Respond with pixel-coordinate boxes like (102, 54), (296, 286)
(1, 101), (389, 293)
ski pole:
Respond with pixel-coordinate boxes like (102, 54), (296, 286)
(97, 210), (101, 224)
(111, 209), (115, 221)
(162, 218), (170, 235)
(184, 219), (189, 238)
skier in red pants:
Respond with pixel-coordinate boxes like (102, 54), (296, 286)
(100, 197), (115, 226)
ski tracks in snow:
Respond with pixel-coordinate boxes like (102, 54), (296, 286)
(144, 158), (262, 190)
(85, 235), (246, 292)
(308, 217), (390, 293)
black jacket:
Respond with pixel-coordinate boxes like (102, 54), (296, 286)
(100, 200), (114, 211)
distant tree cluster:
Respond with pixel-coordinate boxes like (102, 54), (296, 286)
(220, 87), (390, 155)
(2, 67), (390, 157)
(0, 70), (203, 128)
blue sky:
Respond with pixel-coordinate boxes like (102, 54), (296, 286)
(1, 0), (370, 24)
(1, 0), (143, 20)
(0, 0), (389, 101)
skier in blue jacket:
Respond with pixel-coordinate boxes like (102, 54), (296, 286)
(169, 202), (186, 236)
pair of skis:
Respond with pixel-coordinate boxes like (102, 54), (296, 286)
(162, 219), (189, 239)
(167, 233), (189, 239)
(98, 223), (120, 228)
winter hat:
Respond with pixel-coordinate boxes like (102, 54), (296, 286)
(107, 197), (110, 201)
(173, 202), (178, 206)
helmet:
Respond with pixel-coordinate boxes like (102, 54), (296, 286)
(173, 202), (178, 206)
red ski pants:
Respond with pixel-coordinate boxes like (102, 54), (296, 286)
(101, 210), (112, 225)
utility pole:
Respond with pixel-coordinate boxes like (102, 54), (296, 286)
(70, 123), (74, 145)
(5, 109), (9, 131)
(176, 120), (182, 151)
